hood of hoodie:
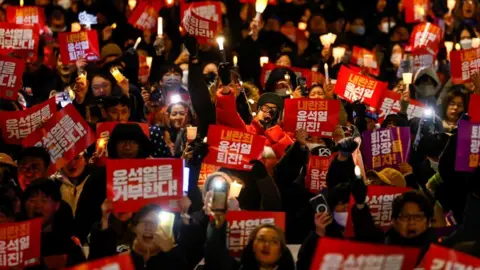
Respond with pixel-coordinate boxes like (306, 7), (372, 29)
(412, 67), (441, 100)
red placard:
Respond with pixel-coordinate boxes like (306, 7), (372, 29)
(239, 0), (277, 4)
(0, 54), (25, 101)
(283, 99), (340, 137)
(226, 211), (285, 258)
(180, 1), (222, 30)
(350, 46), (380, 76)
(310, 237), (420, 270)
(203, 125), (266, 171)
(66, 253), (134, 270)
(450, 48), (480, 84)
(305, 155), (331, 193)
(424, 244), (480, 270)
(58, 30), (100, 64)
(198, 163), (220, 189)
(334, 65), (387, 109)
(412, 50), (436, 72)
(95, 122), (150, 166)
(260, 63), (314, 88)
(128, 1), (162, 31)
(404, 0), (429, 23)
(410, 22), (442, 56)
(6, 6), (46, 30)
(377, 90), (425, 123)
(0, 97), (56, 145)
(0, 23), (40, 61)
(0, 218), (42, 269)
(106, 158), (184, 213)
(468, 94), (480, 122)
(344, 186), (412, 237)
(181, 2), (219, 44)
(22, 104), (96, 176)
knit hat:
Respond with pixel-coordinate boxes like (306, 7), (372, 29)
(258, 92), (284, 112)
(366, 168), (406, 188)
(0, 153), (16, 167)
(107, 123), (151, 159)
(101, 43), (122, 61)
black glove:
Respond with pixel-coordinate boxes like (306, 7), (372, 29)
(218, 62), (232, 86)
(124, 47), (137, 56)
(336, 137), (358, 154)
(249, 160), (269, 179)
(184, 35), (199, 57)
(351, 100), (366, 118)
(351, 176), (367, 205)
(189, 137), (209, 166)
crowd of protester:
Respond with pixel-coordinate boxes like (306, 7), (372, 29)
(1, 0), (480, 269)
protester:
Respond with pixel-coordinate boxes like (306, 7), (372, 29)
(3, 0), (480, 269)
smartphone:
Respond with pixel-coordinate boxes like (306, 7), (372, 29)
(297, 76), (308, 96)
(211, 180), (229, 212)
(310, 194), (329, 213)
(158, 211), (175, 238)
(55, 91), (72, 108)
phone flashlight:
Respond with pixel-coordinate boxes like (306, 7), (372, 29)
(354, 165), (361, 179)
(424, 108), (433, 117)
(170, 94), (182, 104)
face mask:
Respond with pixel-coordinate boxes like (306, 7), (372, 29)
(182, 70), (189, 89)
(57, 0), (72, 9)
(334, 212), (349, 227)
(275, 88), (290, 97)
(351, 26), (365, 36)
(460, 39), (473, 49)
(390, 52), (402, 66)
(429, 159), (439, 173)
(381, 22), (395, 34)
(416, 84), (437, 97)
(163, 75), (181, 90)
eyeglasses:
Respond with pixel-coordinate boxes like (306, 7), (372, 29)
(254, 237), (280, 246)
(397, 213), (426, 222)
(260, 105), (278, 113)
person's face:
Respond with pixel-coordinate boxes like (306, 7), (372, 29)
(264, 18), (280, 32)
(0, 9), (6, 22)
(92, 76), (112, 97)
(18, 157), (48, 187)
(394, 202), (428, 238)
(169, 104), (187, 129)
(62, 154), (86, 178)
(256, 103), (278, 123)
(377, 0), (387, 12)
(463, 0), (476, 19)
(446, 96), (464, 122)
(134, 211), (160, 250)
(460, 29), (472, 40)
(276, 55), (291, 67)
(253, 228), (282, 267)
(309, 15), (327, 35)
(105, 104), (130, 122)
(308, 86), (326, 99)
(25, 193), (59, 225)
(366, 118), (377, 131)
(352, 18), (365, 28)
(50, 17), (66, 32)
(392, 27), (409, 43)
(56, 56), (75, 77)
(0, 212), (10, 224)
(116, 140), (140, 158)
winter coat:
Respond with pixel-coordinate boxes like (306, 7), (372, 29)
(204, 222), (295, 270)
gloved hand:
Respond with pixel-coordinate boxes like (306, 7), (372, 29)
(351, 175), (367, 205)
(336, 137), (358, 154)
(189, 137), (209, 166)
(124, 47), (137, 56)
(351, 100), (366, 118)
(153, 36), (166, 56)
(249, 160), (269, 179)
(218, 62), (232, 86)
(184, 35), (198, 58)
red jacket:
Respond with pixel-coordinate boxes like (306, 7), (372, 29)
(215, 89), (293, 160)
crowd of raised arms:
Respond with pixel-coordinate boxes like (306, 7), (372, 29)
(1, 0), (480, 269)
